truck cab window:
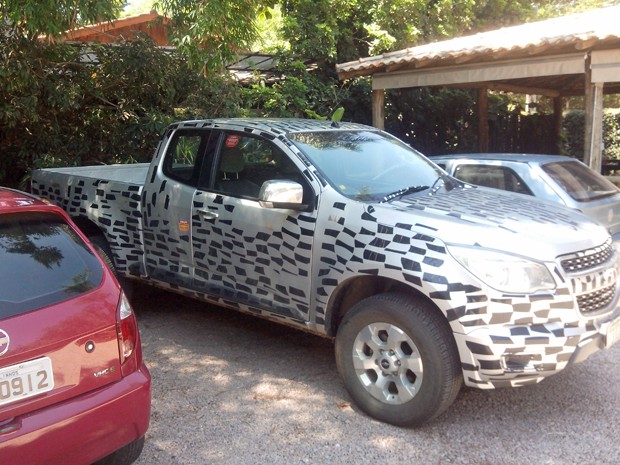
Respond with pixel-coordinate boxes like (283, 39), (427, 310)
(163, 130), (209, 186)
(214, 133), (309, 200)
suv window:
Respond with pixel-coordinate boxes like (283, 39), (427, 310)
(0, 212), (104, 319)
(542, 160), (619, 202)
(163, 129), (212, 186)
(454, 164), (533, 195)
(214, 132), (308, 200)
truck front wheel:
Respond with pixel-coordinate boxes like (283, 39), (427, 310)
(335, 293), (462, 426)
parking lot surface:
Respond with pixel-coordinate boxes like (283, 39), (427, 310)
(131, 285), (620, 465)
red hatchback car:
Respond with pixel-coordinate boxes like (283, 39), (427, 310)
(0, 187), (150, 465)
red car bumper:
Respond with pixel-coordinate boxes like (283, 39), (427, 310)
(0, 364), (151, 465)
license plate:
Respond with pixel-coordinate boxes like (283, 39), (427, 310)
(0, 357), (54, 407)
(606, 318), (620, 349)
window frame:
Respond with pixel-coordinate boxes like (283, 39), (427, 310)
(162, 128), (211, 187)
(454, 163), (533, 196)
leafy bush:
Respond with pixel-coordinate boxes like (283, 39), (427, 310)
(562, 110), (585, 159)
(0, 32), (246, 187)
(604, 110), (620, 161)
(240, 53), (361, 120)
(1, 32), (364, 187)
(385, 87), (477, 155)
(562, 109), (620, 164)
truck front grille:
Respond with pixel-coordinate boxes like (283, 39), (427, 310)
(576, 284), (616, 314)
(560, 240), (613, 273)
(558, 239), (617, 316)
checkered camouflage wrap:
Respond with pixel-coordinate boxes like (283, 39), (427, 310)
(32, 119), (620, 389)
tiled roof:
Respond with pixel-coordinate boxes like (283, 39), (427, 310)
(336, 6), (620, 80)
(62, 12), (171, 45)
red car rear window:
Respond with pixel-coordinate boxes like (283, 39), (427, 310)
(0, 212), (104, 319)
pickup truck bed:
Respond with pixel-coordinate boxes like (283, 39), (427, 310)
(40, 163), (151, 184)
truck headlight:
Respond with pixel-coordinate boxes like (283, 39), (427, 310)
(448, 246), (556, 294)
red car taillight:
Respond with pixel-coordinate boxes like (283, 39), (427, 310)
(117, 291), (140, 375)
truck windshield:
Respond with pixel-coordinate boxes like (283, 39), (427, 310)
(542, 160), (620, 202)
(289, 130), (442, 201)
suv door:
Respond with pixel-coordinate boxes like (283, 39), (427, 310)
(142, 128), (216, 288)
(191, 129), (319, 324)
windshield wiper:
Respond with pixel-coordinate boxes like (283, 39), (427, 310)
(431, 174), (462, 193)
(381, 185), (429, 203)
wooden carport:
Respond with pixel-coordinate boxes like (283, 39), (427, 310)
(336, 6), (620, 172)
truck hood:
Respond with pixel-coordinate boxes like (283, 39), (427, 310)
(379, 186), (610, 261)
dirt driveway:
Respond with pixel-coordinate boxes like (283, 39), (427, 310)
(131, 285), (620, 465)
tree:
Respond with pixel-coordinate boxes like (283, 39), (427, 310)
(3, 0), (618, 188)
(284, 1), (481, 63)
(154, 0), (274, 74)
(537, 0), (620, 16)
(0, 0), (126, 183)
(0, 0), (260, 186)
(0, 0), (124, 39)
(122, 0), (155, 16)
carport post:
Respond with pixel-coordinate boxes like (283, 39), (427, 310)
(584, 52), (593, 166)
(478, 87), (489, 153)
(553, 97), (563, 153)
(372, 89), (385, 130)
(584, 51), (605, 172)
(588, 83), (605, 173)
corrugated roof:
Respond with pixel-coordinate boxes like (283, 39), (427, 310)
(336, 6), (620, 80)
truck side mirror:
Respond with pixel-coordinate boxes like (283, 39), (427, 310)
(259, 180), (307, 210)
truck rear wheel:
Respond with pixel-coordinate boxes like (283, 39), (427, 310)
(89, 234), (117, 274)
(335, 293), (462, 426)
(89, 234), (133, 297)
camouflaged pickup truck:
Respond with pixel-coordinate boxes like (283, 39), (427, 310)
(31, 118), (620, 426)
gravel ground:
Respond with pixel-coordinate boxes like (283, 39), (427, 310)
(130, 285), (620, 465)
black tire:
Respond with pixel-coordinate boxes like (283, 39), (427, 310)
(89, 234), (117, 274)
(93, 436), (145, 465)
(89, 234), (133, 298)
(335, 293), (463, 426)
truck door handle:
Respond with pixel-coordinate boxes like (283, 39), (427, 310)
(198, 209), (218, 219)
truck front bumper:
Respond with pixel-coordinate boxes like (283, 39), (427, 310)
(457, 313), (620, 389)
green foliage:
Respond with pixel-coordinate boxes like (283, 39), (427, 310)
(275, 0), (580, 65)
(240, 53), (355, 119)
(371, 0), (476, 48)
(0, 30), (245, 187)
(385, 87), (477, 155)
(563, 110), (620, 163)
(2, 0), (619, 189)
(0, 0), (124, 38)
(537, 0), (620, 17)
(280, 0), (338, 60)
(470, 0), (540, 30)
(562, 110), (585, 159)
(154, 0), (273, 73)
(605, 110), (620, 160)
(252, 5), (288, 52)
